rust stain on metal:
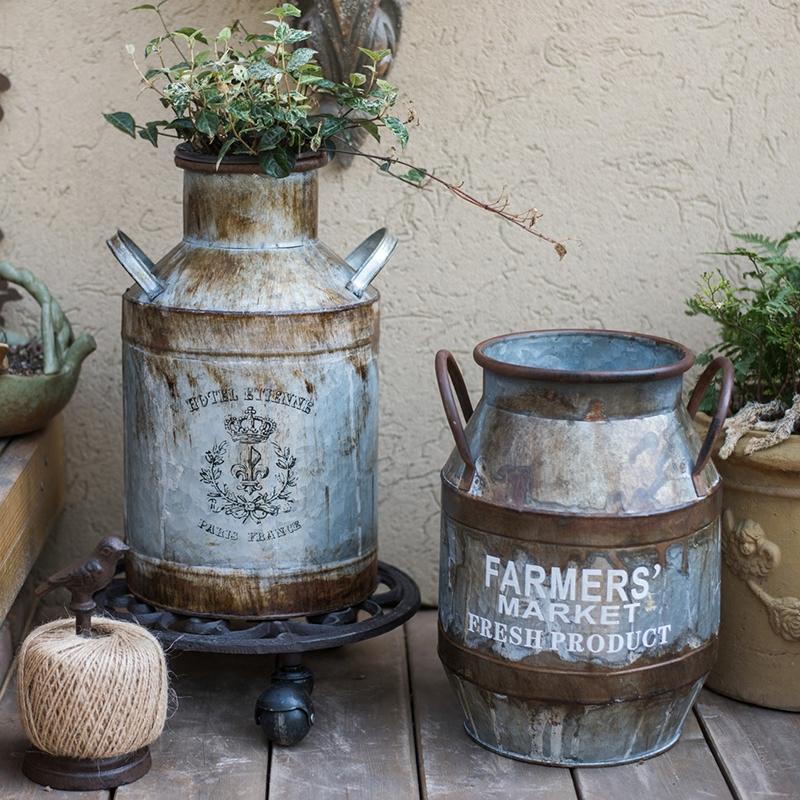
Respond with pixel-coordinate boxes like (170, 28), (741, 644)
(585, 398), (606, 421)
(542, 389), (576, 412)
(126, 551), (377, 619)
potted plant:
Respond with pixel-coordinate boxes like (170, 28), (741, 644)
(687, 229), (800, 710)
(104, 2), (565, 254)
(101, 3), (565, 620)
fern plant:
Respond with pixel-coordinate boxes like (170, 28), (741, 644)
(686, 228), (800, 454)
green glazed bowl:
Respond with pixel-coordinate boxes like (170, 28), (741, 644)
(0, 333), (96, 437)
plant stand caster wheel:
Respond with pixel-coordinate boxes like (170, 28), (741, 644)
(272, 655), (314, 695)
(255, 656), (315, 746)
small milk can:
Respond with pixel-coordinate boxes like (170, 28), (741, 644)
(107, 147), (396, 619)
(435, 329), (733, 766)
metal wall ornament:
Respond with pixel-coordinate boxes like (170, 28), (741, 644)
(297, 0), (406, 164)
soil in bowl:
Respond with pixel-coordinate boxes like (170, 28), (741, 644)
(4, 338), (44, 375)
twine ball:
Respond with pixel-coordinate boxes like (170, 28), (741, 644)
(17, 617), (168, 759)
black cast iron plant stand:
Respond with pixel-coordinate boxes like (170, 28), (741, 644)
(94, 561), (420, 746)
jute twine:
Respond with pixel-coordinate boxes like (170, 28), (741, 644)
(17, 617), (168, 759)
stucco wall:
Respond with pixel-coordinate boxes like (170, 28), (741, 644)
(1, 1), (798, 604)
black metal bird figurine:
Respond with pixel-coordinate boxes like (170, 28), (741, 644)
(35, 536), (129, 636)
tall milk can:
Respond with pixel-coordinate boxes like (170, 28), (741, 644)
(107, 148), (396, 619)
(435, 330), (733, 766)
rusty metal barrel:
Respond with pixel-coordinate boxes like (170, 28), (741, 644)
(435, 330), (733, 766)
(107, 149), (396, 619)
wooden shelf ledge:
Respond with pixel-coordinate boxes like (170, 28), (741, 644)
(0, 418), (65, 624)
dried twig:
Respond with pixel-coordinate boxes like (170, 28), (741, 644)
(335, 146), (567, 259)
(752, 420), (782, 431)
(745, 394), (800, 455)
(719, 398), (784, 458)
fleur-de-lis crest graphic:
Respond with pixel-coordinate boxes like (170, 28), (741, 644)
(231, 445), (269, 493)
(200, 408), (297, 524)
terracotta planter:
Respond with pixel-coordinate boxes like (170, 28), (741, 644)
(697, 413), (800, 710)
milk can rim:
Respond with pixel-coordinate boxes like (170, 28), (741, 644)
(473, 328), (696, 383)
(174, 144), (328, 174)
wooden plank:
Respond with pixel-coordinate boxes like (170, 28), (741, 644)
(0, 573), (37, 690)
(407, 611), (577, 800)
(0, 418), (65, 621)
(269, 625), (420, 799)
(117, 651), (271, 799)
(573, 713), (732, 800)
(696, 688), (800, 799)
(0, 667), (107, 800)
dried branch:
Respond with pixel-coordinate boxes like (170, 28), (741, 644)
(745, 394), (800, 455)
(335, 146), (567, 259)
(719, 398), (784, 458)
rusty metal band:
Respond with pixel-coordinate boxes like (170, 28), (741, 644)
(442, 479), (721, 548)
(122, 297), (379, 356)
(438, 625), (717, 705)
(126, 550), (378, 620)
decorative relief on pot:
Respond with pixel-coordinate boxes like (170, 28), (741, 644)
(200, 407), (297, 525)
(721, 510), (781, 579)
(722, 509), (800, 642)
(748, 584), (800, 642)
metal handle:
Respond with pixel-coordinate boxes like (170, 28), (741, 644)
(435, 350), (475, 469)
(345, 228), (398, 298)
(687, 355), (734, 493)
(106, 230), (164, 301)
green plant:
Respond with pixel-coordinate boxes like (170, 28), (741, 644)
(105, 2), (408, 177)
(104, 2), (566, 255)
(686, 229), (800, 453)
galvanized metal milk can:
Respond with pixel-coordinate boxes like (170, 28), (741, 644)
(107, 148), (396, 619)
(435, 330), (733, 766)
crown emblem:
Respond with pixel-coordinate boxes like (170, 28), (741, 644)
(224, 407), (277, 444)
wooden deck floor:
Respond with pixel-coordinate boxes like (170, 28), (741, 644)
(1, 610), (798, 799)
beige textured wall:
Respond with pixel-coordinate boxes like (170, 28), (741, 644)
(1, 1), (798, 603)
